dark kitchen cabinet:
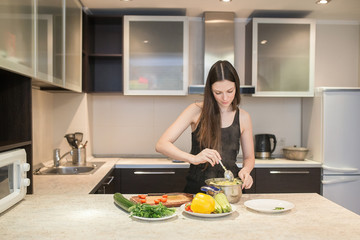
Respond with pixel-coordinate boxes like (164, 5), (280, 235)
(115, 168), (188, 194)
(254, 168), (321, 194)
(0, 69), (33, 194)
(82, 14), (123, 93)
(92, 166), (320, 195)
(90, 168), (115, 194)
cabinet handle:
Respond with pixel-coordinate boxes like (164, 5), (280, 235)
(102, 176), (114, 185)
(269, 170), (310, 174)
(134, 171), (175, 175)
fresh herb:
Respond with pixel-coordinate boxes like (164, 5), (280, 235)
(129, 202), (176, 218)
(273, 207), (285, 210)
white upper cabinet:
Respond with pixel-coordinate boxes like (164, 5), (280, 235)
(0, 0), (82, 92)
(123, 16), (189, 95)
(245, 18), (316, 97)
(36, 0), (63, 86)
(35, 0), (82, 92)
(64, 0), (82, 92)
(0, 0), (35, 77)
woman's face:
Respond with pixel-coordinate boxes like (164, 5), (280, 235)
(211, 80), (236, 110)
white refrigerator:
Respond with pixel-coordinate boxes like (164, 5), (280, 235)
(303, 87), (360, 215)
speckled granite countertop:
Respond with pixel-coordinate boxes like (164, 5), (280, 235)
(2, 157), (352, 240)
(1, 193), (359, 240)
(33, 158), (119, 195)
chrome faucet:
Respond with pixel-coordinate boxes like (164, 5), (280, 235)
(53, 148), (71, 167)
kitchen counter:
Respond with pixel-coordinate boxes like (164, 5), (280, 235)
(33, 158), (119, 195)
(115, 157), (322, 168)
(1, 193), (359, 240)
(32, 157), (321, 195)
(1, 157), (359, 239)
(250, 158), (321, 168)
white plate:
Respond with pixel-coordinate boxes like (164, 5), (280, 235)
(244, 199), (294, 213)
(131, 212), (177, 221)
(180, 203), (236, 218)
(114, 200), (177, 221)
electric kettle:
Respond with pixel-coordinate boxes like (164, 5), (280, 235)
(255, 134), (277, 159)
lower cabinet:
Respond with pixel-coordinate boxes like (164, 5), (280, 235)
(254, 168), (321, 194)
(91, 169), (115, 194)
(115, 168), (189, 194)
(91, 166), (321, 194)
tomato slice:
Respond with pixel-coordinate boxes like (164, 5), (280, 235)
(162, 194), (168, 198)
(154, 199), (160, 204)
(140, 199), (146, 203)
(160, 198), (167, 203)
(138, 194), (147, 199)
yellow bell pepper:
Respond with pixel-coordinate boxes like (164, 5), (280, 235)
(190, 192), (215, 214)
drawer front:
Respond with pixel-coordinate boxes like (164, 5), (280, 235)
(94, 175), (115, 194)
(118, 168), (188, 194)
(91, 169), (115, 194)
(255, 168), (321, 194)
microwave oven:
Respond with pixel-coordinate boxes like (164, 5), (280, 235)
(0, 148), (30, 213)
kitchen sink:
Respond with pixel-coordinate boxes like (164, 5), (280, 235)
(34, 162), (105, 175)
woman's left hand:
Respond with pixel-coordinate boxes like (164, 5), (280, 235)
(238, 169), (253, 189)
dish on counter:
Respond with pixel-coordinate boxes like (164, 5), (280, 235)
(180, 203), (236, 218)
(244, 199), (294, 213)
(130, 212), (177, 221)
(114, 198), (178, 221)
(207, 178), (242, 186)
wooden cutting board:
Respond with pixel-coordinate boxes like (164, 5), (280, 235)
(130, 193), (193, 207)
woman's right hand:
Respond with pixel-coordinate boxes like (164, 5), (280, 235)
(192, 148), (221, 166)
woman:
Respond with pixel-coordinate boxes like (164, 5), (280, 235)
(155, 60), (255, 194)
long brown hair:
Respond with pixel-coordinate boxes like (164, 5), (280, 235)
(197, 60), (241, 152)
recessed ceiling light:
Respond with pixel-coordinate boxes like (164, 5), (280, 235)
(120, 0), (133, 2)
(220, 0), (232, 2)
(316, 0), (331, 4)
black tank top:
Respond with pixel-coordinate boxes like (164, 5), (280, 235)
(184, 108), (240, 194)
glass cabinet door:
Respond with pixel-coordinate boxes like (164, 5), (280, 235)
(249, 18), (315, 97)
(64, 0), (82, 92)
(0, 0), (34, 77)
(123, 16), (189, 95)
(36, 0), (63, 85)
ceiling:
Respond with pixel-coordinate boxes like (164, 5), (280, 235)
(80, 0), (360, 21)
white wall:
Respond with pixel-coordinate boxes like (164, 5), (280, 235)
(315, 21), (359, 87)
(32, 90), (93, 166)
(32, 89), (54, 165)
(32, 20), (360, 163)
(91, 94), (200, 156)
(91, 94), (301, 157)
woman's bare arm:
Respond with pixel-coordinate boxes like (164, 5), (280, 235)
(155, 103), (221, 166)
(238, 108), (255, 189)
